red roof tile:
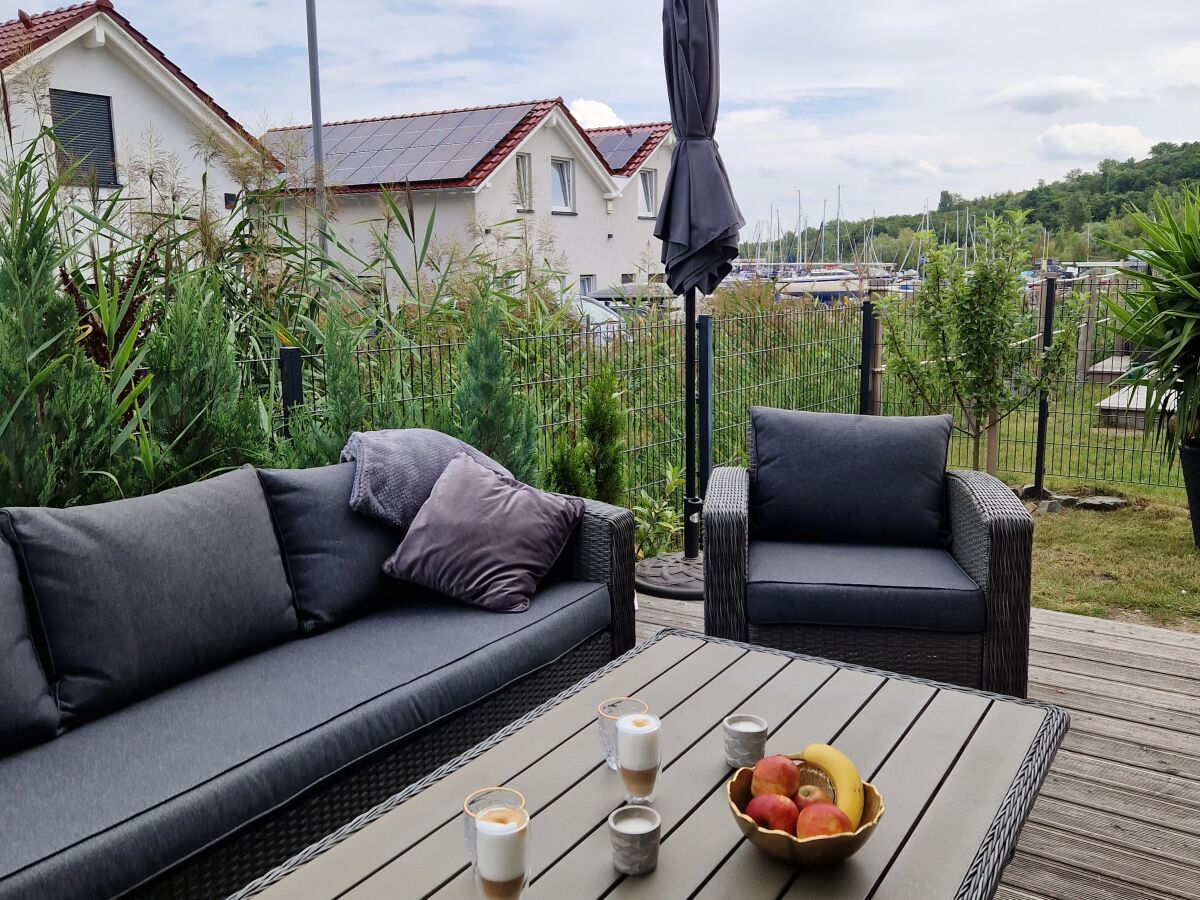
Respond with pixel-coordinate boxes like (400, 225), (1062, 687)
(0, 2), (269, 160)
(586, 122), (673, 176)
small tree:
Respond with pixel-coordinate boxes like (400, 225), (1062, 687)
(880, 210), (1082, 472)
(275, 304), (368, 469)
(582, 365), (626, 505)
(452, 294), (540, 485)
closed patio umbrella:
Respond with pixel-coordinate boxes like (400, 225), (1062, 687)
(638, 0), (743, 597)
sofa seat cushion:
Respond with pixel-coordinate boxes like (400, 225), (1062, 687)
(745, 541), (985, 633)
(257, 463), (404, 632)
(0, 536), (58, 753)
(1, 467), (297, 723)
(0, 579), (611, 900)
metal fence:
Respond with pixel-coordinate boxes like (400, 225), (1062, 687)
(878, 275), (1184, 491)
(243, 281), (1183, 504)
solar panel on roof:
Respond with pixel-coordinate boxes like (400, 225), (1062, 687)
(590, 129), (655, 171)
(433, 158), (476, 180)
(303, 104), (536, 188)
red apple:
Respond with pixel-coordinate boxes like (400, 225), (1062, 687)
(793, 784), (833, 811)
(795, 802), (853, 838)
(745, 793), (800, 834)
(750, 755), (801, 798)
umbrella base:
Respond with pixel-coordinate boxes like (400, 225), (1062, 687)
(634, 551), (704, 601)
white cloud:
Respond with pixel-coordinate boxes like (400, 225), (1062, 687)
(940, 155), (982, 173)
(1032, 123), (1151, 161)
(991, 77), (1108, 113)
(569, 99), (624, 128)
(837, 150), (938, 177)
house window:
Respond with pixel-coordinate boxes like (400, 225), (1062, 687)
(515, 153), (533, 211)
(579, 275), (596, 297)
(639, 169), (658, 217)
(550, 158), (574, 213)
(49, 89), (118, 187)
(621, 273), (635, 285)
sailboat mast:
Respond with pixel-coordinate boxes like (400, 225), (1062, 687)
(820, 198), (827, 264)
(835, 184), (842, 265)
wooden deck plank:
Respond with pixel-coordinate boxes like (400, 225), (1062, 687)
(1033, 608), (1200, 651)
(1028, 645), (1200, 695)
(635, 600), (1200, 900)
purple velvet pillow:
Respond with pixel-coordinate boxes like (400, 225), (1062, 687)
(382, 453), (586, 612)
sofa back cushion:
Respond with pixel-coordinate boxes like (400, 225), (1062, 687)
(1, 467), (298, 723)
(0, 535), (59, 753)
(748, 407), (952, 546)
(257, 463), (403, 633)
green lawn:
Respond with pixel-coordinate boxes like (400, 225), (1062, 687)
(1029, 479), (1199, 632)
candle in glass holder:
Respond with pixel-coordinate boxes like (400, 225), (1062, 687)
(474, 805), (529, 900)
(616, 713), (661, 803)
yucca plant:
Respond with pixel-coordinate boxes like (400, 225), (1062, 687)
(1108, 188), (1200, 546)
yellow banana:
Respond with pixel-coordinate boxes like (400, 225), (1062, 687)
(801, 743), (863, 829)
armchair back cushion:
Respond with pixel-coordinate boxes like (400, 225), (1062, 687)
(1, 468), (298, 724)
(258, 463), (404, 633)
(748, 408), (952, 546)
(0, 535), (59, 752)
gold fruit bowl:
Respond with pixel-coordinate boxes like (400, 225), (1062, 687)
(726, 755), (884, 866)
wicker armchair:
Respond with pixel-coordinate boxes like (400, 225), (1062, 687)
(703, 413), (1033, 698)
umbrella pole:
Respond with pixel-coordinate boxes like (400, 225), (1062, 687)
(684, 285), (701, 558)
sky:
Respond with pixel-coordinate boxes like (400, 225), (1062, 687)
(43, 1), (1200, 232)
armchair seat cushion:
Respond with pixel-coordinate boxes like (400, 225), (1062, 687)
(745, 541), (985, 634)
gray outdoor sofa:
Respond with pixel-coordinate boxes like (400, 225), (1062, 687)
(0, 459), (634, 900)
(703, 407), (1034, 697)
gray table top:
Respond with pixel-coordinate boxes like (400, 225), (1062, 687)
(244, 630), (1068, 900)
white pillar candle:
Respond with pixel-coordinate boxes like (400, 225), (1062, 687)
(616, 713), (661, 771)
(475, 807), (528, 883)
(611, 808), (659, 834)
(727, 717), (767, 733)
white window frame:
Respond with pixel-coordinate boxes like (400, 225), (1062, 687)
(550, 157), (575, 213)
(515, 152), (533, 211)
(578, 275), (596, 297)
(639, 169), (658, 218)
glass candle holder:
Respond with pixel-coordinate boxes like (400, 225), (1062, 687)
(473, 804), (530, 900)
(464, 787), (526, 865)
(597, 697), (648, 770)
(616, 712), (662, 804)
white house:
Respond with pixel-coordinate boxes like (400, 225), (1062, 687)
(267, 99), (674, 299)
(0, 1), (266, 212)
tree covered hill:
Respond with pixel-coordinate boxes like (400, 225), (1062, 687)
(745, 142), (1200, 264)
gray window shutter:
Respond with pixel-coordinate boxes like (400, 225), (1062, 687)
(49, 89), (118, 187)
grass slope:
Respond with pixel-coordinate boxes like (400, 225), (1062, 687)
(1031, 481), (1199, 632)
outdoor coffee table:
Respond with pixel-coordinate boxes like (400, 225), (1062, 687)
(235, 629), (1068, 900)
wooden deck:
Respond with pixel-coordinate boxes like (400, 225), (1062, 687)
(635, 601), (1200, 900)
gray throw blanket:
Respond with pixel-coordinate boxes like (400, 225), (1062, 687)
(341, 429), (512, 530)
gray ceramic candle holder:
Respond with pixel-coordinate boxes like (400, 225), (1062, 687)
(723, 714), (769, 769)
(608, 805), (661, 875)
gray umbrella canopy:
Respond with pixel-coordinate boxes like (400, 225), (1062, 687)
(654, 0), (745, 296)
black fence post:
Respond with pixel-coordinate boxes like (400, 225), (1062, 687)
(698, 314), (713, 499)
(279, 346), (303, 436)
(859, 299), (876, 415)
(1034, 275), (1058, 497)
